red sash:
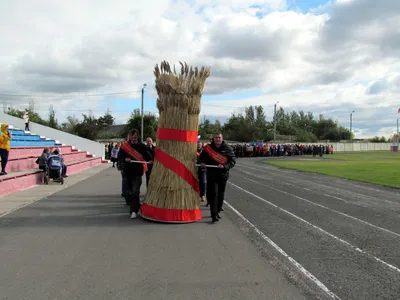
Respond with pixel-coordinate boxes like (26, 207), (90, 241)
(120, 141), (148, 174)
(203, 144), (228, 165)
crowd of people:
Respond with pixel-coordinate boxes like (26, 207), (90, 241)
(107, 132), (341, 222)
(231, 143), (334, 157)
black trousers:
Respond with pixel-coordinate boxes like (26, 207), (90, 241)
(125, 174), (142, 214)
(62, 164), (67, 176)
(198, 169), (206, 197)
(206, 176), (228, 217)
(145, 169), (152, 188)
(0, 149), (9, 173)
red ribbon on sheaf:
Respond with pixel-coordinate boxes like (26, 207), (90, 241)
(154, 147), (200, 194)
(157, 128), (198, 143)
(140, 203), (201, 222)
(155, 127), (199, 194)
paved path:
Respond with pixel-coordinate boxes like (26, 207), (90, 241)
(0, 165), (308, 300)
(224, 158), (400, 300)
(0, 164), (111, 217)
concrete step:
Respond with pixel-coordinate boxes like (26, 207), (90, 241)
(8, 146), (74, 160)
(3, 151), (90, 173)
(11, 140), (59, 147)
(0, 157), (103, 198)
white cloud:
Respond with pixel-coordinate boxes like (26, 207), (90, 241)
(0, 0), (400, 138)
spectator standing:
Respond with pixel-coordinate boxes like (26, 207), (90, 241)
(0, 123), (11, 175)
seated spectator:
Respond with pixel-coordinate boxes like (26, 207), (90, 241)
(37, 147), (50, 172)
(52, 147), (68, 178)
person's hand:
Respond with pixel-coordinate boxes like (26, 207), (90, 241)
(200, 163), (206, 168)
(125, 158), (131, 162)
(217, 164), (224, 169)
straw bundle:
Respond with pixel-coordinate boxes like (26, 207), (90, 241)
(140, 61), (210, 223)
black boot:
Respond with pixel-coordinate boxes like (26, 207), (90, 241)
(211, 213), (219, 222)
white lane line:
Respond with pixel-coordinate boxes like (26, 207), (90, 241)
(237, 164), (400, 206)
(322, 194), (356, 205)
(224, 201), (341, 300)
(242, 176), (400, 239)
(228, 181), (400, 274)
(238, 168), (370, 209)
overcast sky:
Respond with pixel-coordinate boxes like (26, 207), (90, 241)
(1, 0), (399, 138)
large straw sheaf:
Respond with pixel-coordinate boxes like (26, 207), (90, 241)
(140, 61), (210, 223)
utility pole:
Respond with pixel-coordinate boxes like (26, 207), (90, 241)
(273, 101), (279, 141)
(141, 84), (147, 142)
(350, 110), (355, 138)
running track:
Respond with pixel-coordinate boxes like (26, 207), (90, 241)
(224, 157), (400, 300)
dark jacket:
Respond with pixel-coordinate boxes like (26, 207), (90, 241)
(146, 145), (155, 172)
(197, 141), (236, 179)
(118, 141), (152, 177)
(37, 152), (49, 167)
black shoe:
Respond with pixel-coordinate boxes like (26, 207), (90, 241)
(212, 216), (219, 222)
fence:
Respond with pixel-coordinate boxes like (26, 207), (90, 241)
(325, 142), (391, 152)
(226, 141), (392, 152)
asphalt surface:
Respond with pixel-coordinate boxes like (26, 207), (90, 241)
(0, 165), (309, 300)
(1, 158), (399, 300)
(223, 157), (400, 300)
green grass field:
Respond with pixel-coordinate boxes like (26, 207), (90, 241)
(265, 151), (400, 188)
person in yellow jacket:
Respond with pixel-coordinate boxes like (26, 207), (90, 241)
(0, 123), (11, 175)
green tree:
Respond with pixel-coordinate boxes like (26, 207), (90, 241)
(221, 114), (245, 141)
(74, 114), (100, 140)
(121, 109), (158, 140)
(295, 129), (318, 143)
(97, 109), (115, 129)
(48, 105), (58, 129)
(61, 116), (80, 134)
(369, 136), (387, 143)
(6, 108), (48, 126)
(219, 105), (356, 143)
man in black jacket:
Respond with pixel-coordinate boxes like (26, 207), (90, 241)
(118, 129), (152, 219)
(198, 132), (236, 222)
(145, 137), (155, 188)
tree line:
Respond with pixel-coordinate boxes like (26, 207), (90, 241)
(199, 105), (355, 143)
(5, 105), (158, 141)
(4, 104), (393, 143)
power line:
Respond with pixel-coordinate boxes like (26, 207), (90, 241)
(5, 104), (246, 113)
(16, 108), (158, 114)
(0, 90), (142, 98)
